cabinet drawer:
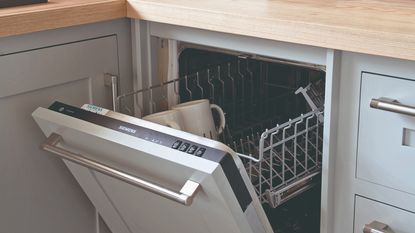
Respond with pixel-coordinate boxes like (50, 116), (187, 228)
(357, 73), (415, 195)
(354, 195), (415, 233)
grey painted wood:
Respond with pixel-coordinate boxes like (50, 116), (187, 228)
(320, 49), (341, 233)
(0, 20), (133, 233)
(333, 52), (415, 233)
(0, 19), (133, 115)
(358, 73), (415, 195)
(354, 196), (415, 233)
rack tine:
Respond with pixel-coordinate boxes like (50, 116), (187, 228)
(237, 59), (245, 100)
(184, 75), (193, 100)
(246, 58), (254, 116)
(218, 65), (225, 105)
(227, 62), (237, 127)
(240, 138), (245, 154)
(207, 69), (215, 103)
(247, 135), (254, 156)
(196, 72), (204, 99)
(293, 118), (303, 176)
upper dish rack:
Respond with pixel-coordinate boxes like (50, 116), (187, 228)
(115, 55), (325, 208)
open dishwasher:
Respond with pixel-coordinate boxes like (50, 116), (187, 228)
(32, 44), (325, 233)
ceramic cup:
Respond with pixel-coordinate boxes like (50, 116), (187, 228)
(142, 109), (184, 130)
(172, 99), (225, 139)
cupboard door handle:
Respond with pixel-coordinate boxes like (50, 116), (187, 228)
(363, 221), (395, 233)
(370, 97), (415, 117)
(40, 133), (201, 206)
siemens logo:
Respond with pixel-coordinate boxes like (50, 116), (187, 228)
(118, 125), (137, 134)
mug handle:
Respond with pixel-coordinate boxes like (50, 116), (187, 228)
(165, 121), (182, 130)
(210, 104), (226, 134)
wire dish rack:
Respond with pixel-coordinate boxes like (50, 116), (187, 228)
(117, 53), (325, 208)
(239, 110), (323, 207)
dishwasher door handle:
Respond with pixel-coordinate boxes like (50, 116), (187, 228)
(370, 97), (415, 117)
(40, 133), (201, 206)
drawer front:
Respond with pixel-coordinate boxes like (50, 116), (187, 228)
(357, 73), (415, 194)
(354, 195), (415, 233)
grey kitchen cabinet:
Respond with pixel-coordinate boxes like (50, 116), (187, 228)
(333, 52), (415, 233)
(0, 19), (132, 233)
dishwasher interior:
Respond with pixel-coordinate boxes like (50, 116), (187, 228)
(119, 42), (325, 233)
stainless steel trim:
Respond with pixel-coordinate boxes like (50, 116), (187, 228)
(370, 97), (415, 117)
(104, 73), (120, 112)
(363, 221), (395, 233)
(40, 133), (201, 206)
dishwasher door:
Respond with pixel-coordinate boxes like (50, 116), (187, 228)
(32, 102), (273, 233)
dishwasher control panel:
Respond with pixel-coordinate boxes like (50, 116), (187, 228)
(171, 140), (206, 156)
(49, 102), (212, 160)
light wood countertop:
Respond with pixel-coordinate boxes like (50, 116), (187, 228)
(1, 0), (414, 61)
(127, 0), (415, 61)
(0, 0), (125, 37)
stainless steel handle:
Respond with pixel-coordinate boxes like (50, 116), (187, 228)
(363, 221), (395, 233)
(40, 133), (201, 206)
(371, 97), (415, 117)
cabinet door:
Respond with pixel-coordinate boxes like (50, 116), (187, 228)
(0, 36), (118, 233)
(357, 73), (415, 195)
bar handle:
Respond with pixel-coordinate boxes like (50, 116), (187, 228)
(363, 221), (395, 233)
(40, 133), (200, 206)
(370, 97), (415, 117)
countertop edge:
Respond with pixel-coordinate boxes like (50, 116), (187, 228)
(127, 0), (415, 62)
(0, 0), (126, 38)
(1, 0), (414, 62)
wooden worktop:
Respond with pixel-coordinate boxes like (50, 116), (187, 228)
(0, 0), (125, 37)
(127, 0), (415, 61)
(1, 0), (415, 61)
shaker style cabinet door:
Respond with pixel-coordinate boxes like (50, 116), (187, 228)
(357, 73), (415, 195)
(0, 36), (118, 233)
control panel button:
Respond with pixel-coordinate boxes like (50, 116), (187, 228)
(195, 148), (206, 157)
(172, 140), (182, 149)
(179, 143), (190, 152)
(187, 145), (198, 154)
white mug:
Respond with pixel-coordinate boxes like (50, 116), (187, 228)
(172, 99), (225, 140)
(142, 109), (184, 130)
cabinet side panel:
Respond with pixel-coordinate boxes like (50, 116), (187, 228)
(0, 30), (124, 233)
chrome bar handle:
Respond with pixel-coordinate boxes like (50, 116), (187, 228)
(363, 221), (395, 233)
(40, 133), (201, 206)
(370, 97), (415, 117)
